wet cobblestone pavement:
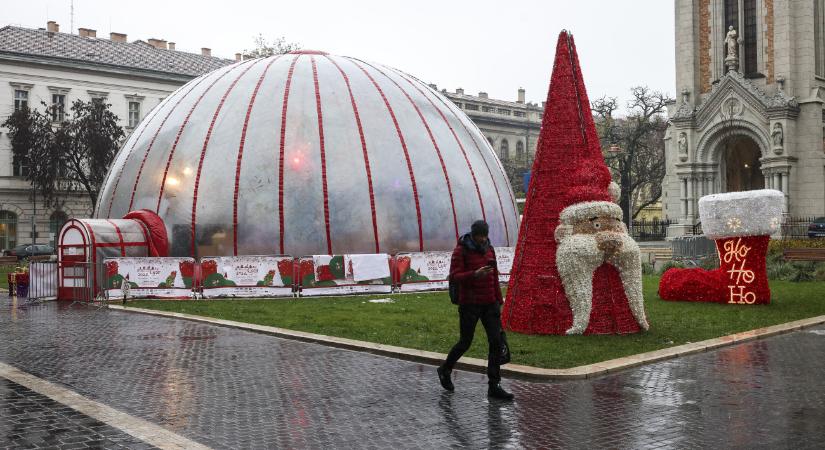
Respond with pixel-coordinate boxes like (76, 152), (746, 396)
(1, 297), (825, 449)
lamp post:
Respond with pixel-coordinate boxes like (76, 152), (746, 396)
(608, 144), (633, 236)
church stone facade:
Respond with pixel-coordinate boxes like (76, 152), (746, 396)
(664, 0), (825, 236)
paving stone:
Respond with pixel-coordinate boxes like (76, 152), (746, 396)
(2, 296), (825, 448)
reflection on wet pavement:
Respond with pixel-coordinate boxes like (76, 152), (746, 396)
(1, 296), (824, 449)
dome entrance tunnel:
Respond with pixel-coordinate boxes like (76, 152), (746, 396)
(97, 52), (519, 258)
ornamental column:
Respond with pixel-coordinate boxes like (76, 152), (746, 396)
(781, 172), (790, 213)
(680, 177), (688, 219)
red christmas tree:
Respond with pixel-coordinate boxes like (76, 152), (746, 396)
(501, 31), (642, 335)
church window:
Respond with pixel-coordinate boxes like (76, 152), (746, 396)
(743, 0), (758, 76)
(816, 0), (825, 77)
(516, 141), (525, 160)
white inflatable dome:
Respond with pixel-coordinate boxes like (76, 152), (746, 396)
(97, 50), (519, 257)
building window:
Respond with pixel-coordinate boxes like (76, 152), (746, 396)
(817, 0), (825, 77)
(482, 106), (495, 113)
(516, 141), (525, 160)
(497, 108), (511, 116)
(464, 103), (479, 111)
(0, 211), (18, 251)
(513, 110), (526, 117)
(14, 90), (28, 111)
(13, 153), (28, 177)
(453, 102), (463, 109)
(487, 137), (494, 147)
(128, 101), (141, 128)
(500, 139), (510, 160)
(51, 94), (66, 122)
(743, 0), (757, 76)
(49, 211), (68, 248)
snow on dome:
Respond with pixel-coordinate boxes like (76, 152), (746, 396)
(97, 53), (519, 258)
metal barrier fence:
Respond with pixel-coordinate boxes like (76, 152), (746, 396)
(630, 219), (672, 241)
(671, 235), (717, 260)
(29, 261), (58, 300)
(781, 216), (820, 239)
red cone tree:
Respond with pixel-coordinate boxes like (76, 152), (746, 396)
(501, 31), (641, 335)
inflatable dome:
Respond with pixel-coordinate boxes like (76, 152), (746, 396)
(97, 51), (519, 257)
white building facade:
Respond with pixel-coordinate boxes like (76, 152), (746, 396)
(0, 22), (231, 251)
(665, 0), (825, 236)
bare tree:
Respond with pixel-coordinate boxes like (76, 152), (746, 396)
(243, 34), (301, 58)
(593, 86), (672, 224)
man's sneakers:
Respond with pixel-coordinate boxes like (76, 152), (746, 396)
(488, 384), (514, 400)
(437, 366), (454, 391)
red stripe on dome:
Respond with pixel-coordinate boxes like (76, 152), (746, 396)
(278, 55), (300, 254)
(191, 59), (263, 257)
(156, 61), (250, 214)
(311, 56), (333, 255)
(105, 97), (169, 218)
(105, 219), (126, 256)
(391, 69), (511, 245)
(232, 56), (283, 256)
(361, 61), (459, 242)
(128, 74), (212, 212)
(348, 59), (424, 251)
(324, 56), (380, 253)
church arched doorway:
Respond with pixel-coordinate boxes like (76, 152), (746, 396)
(720, 135), (764, 192)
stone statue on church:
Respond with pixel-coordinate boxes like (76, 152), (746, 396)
(772, 123), (784, 150)
(725, 26), (739, 59)
(677, 132), (688, 161)
(724, 26), (741, 72)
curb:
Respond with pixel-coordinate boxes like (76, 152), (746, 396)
(107, 305), (825, 381)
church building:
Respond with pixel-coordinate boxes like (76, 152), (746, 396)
(664, 0), (825, 235)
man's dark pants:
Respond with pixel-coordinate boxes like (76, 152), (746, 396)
(443, 303), (502, 385)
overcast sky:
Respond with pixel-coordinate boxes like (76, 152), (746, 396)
(5, 0), (675, 111)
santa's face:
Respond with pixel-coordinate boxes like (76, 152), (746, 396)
(571, 215), (626, 257)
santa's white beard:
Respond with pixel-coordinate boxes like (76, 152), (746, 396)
(556, 233), (649, 334)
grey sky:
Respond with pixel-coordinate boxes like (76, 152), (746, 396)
(5, 0), (675, 110)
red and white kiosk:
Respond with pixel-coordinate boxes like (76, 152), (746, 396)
(58, 210), (168, 300)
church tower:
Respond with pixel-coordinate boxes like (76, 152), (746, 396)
(665, 0), (825, 235)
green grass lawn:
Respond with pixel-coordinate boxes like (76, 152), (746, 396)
(128, 276), (825, 369)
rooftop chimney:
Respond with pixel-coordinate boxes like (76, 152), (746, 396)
(168, 42), (176, 50)
(455, 88), (464, 95)
(428, 83), (438, 90)
(110, 32), (127, 43)
(148, 38), (167, 49)
(478, 92), (488, 99)
(201, 47), (211, 57)
(78, 28), (96, 38)
(46, 21), (59, 33)
(517, 87), (525, 104)
(235, 53), (242, 62)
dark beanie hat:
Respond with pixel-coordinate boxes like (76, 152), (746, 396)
(471, 220), (489, 236)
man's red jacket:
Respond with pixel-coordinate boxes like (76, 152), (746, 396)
(449, 235), (502, 305)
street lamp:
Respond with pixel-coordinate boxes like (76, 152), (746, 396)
(607, 144), (633, 236)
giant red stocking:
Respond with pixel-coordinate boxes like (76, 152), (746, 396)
(659, 235), (770, 304)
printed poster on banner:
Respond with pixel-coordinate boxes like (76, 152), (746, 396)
(495, 247), (514, 283)
(298, 254), (392, 296)
(396, 252), (452, 292)
(103, 257), (195, 299)
(200, 256), (294, 298)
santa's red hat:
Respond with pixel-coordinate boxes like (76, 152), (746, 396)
(503, 31), (639, 335)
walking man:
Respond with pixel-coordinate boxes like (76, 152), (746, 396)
(437, 220), (513, 400)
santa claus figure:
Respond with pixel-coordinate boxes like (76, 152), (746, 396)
(555, 195), (649, 334)
(502, 31), (649, 335)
